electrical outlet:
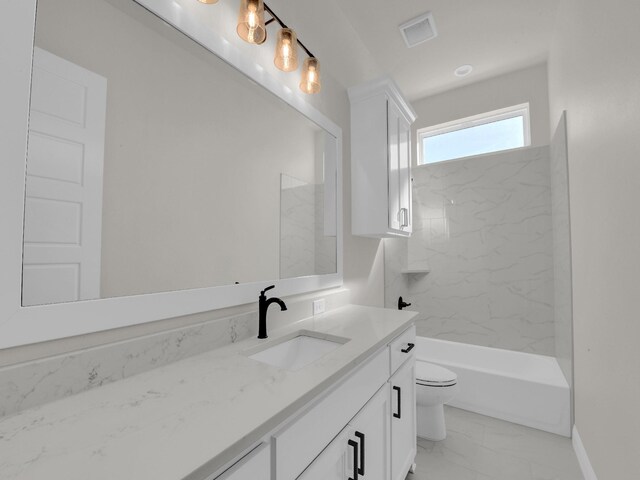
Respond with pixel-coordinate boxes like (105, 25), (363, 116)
(312, 298), (326, 315)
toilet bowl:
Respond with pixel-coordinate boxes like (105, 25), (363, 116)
(415, 361), (459, 441)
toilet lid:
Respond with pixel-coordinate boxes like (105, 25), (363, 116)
(416, 362), (457, 386)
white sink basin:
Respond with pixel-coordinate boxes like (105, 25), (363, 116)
(247, 331), (349, 371)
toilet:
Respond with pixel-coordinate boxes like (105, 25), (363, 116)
(415, 361), (459, 441)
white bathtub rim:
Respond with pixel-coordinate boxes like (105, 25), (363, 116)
(415, 337), (570, 389)
(417, 355), (569, 389)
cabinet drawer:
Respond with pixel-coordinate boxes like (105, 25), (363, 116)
(273, 347), (390, 480)
(389, 326), (416, 375)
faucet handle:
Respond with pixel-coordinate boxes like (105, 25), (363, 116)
(260, 285), (275, 296)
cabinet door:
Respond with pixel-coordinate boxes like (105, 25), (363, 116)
(212, 443), (270, 480)
(298, 428), (349, 480)
(348, 383), (391, 480)
(387, 99), (402, 232)
(397, 115), (412, 234)
(390, 360), (417, 480)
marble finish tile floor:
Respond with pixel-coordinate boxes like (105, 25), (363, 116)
(408, 407), (583, 480)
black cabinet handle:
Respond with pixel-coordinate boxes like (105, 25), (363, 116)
(401, 343), (415, 354)
(393, 386), (402, 419)
(348, 439), (359, 480)
(355, 431), (365, 476)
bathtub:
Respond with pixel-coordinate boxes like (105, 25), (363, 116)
(415, 337), (571, 437)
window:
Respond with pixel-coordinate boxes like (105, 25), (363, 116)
(417, 103), (531, 165)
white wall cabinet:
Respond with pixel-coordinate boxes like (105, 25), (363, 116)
(349, 78), (417, 238)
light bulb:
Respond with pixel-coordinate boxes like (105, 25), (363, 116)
(299, 57), (321, 94)
(237, 0), (266, 44)
(274, 28), (298, 72)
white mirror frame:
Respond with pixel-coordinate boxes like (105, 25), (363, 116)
(0, 0), (343, 349)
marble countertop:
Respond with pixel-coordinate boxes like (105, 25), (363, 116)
(0, 305), (416, 480)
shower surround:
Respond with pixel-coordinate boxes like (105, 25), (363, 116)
(385, 146), (555, 355)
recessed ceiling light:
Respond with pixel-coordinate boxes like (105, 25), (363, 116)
(454, 65), (473, 77)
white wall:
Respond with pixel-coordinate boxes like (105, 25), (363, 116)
(548, 0), (640, 477)
(411, 64), (551, 151)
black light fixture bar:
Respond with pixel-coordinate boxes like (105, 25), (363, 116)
(263, 2), (315, 59)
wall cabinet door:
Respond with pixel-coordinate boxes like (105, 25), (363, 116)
(390, 360), (417, 480)
(397, 112), (412, 235)
(349, 77), (416, 238)
(387, 100), (413, 235)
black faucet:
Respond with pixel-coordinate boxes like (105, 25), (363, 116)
(398, 296), (412, 310)
(258, 285), (287, 339)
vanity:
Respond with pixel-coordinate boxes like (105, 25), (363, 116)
(0, 306), (417, 480)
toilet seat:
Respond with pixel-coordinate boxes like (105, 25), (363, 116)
(416, 362), (457, 387)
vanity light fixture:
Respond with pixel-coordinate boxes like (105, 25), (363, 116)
(199, 0), (320, 93)
(237, 0), (267, 44)
(262, 2), (321, 93)
(197, 0), (219, 4)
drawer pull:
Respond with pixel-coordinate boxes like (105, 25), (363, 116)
(355, 431), (365, 476)
(348, 439), (359, 480)
(401, 343), (415, 354)
(393, 386), (402, 419)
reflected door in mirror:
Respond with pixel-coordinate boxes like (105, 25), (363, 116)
(23, 48), (107, 306)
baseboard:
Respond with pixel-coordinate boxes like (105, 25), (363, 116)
(573, 425), (598, 480)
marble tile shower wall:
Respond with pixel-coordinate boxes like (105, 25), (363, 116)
(385, 146), (556, 355)
(314, 185), (338, 275)
(280, 182), (317, 278)
(280, 183), (336, 278)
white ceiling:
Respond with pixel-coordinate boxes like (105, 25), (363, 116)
(336, 0), (559, 101)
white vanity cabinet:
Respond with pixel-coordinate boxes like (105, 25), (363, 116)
(209, 443), (270, 480)
(272, 325), (416, 480)
(299, 385), (391, 480)
(390, 359), (417, 480)
(349, 77), (417, 238)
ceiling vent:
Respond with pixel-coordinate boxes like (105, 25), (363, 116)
(399, 12), (437, 48)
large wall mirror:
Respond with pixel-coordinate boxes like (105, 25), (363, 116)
(0, 0), (342, 348)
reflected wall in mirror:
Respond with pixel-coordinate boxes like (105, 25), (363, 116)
(22, 0), (337, 307)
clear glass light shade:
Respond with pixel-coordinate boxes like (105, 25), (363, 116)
(237, 0), (266, 44)
(299, 57), (321, 94)
(274, 28), (298, 72)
